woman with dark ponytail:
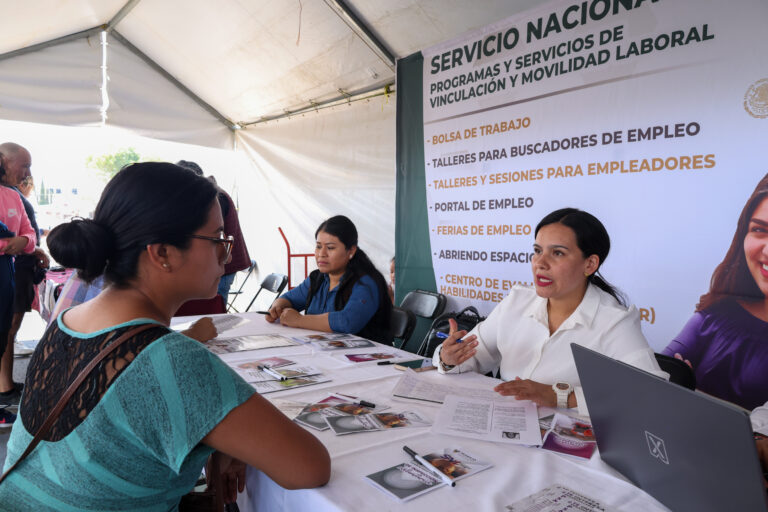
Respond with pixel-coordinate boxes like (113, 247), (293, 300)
(0, 162), (329, 509)
(435, 208), (665, 415)
(266, 215), (393, 344)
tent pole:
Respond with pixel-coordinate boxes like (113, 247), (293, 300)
(324, 0), (396, 70)
(110, 30), (237, 132)
(106, 0), (143, 30)
(241, 82), (395, 127)
(0, 26), (104, 62)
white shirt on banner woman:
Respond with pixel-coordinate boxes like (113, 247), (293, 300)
(433, 208), (666, 417)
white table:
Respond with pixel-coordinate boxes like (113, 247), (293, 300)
(175, 313), (670, 512)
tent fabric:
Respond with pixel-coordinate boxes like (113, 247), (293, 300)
(0, 37), (103, 127)
(105, 37), (233, 149)
(235, 95), (396, 285)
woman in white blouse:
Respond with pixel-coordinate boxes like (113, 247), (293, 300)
(434, 208), (665, 415)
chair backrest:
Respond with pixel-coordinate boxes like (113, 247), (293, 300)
(226, 259), (259, 312)
(261, 273), (288, 294)
(654, 353), (696, 390)
(399, 289), (447, 319)
(389, 307), (416, 348)
(245, 273), (288, 312)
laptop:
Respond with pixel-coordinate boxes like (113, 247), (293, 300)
(571, 343), (768, 512)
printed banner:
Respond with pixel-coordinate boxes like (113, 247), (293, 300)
(421, 0), (768, 348)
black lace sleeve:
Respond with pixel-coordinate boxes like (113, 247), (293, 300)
(20, 321), (171, 442)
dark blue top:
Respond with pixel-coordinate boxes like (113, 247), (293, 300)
(281, 273), (380, 335)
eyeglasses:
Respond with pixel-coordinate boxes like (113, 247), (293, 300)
(189, 233), (234, 263)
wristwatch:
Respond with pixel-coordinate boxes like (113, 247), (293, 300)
(552, 382), (572, 409)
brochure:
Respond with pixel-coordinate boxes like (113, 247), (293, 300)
(326, 411), (431, 435)
(311, 338), (375, 350)
(205, 334), (297, 354)
(293, 395), (351, 430)
(506, 484), (613, 511)
(343, 352), (396, 363)
(237, 357), (294, 369)
(540, 413), (596, 459)
(252, 374), (331, 394)
(366, 462), (444, 502)
(366, 447), (491, 502)
(291, 332), (365, 344)
(236, 365), (322, 383)
(432, 394), (542, 446)
(422, 448), (493, 482)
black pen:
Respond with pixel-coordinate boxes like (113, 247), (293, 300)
(358, 400), (376, 409)
(377, 361), (395, 365)
(402, 445), (455, 487)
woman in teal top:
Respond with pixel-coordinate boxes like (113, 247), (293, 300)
(0, 162), (330, 510)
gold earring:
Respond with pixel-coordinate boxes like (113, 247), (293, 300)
(584, 272), (591, 277)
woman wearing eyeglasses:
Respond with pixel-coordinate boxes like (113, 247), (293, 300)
(0, 163), (330, 509)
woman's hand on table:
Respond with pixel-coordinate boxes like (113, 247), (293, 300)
(278, 308), (302, 327)
(438, 318), (478, 367)
(495, 377), (559, 407)
(182, 317), (217, 342)
(265, 298), (291, 323)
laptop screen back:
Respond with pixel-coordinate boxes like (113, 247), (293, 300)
(572, 343), (768, 512)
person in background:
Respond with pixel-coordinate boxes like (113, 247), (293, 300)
(0, 162), (329, 509)
(266, 215), (393, 344)
(0, 161), (36, 427)
(176, 160), (250, 305)
(47, 272), (217, 342)
(435, 208), (666, 416)
(663, 173), (768, 411)
(388, 256), (395, 304)
(0, 142), (49, 409)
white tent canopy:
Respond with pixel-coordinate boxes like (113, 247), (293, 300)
(0, 0), (541, 278)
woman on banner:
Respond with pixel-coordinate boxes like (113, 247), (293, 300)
(663, 173), (768, 411)
(0, 163), (330, 509)
(434, 208), (665, 416)
(266, 215), (393, 344)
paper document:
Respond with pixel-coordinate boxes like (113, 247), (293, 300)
(432, 394), (542, 446)
(391, 370), (499, 404)
(506, 485), (614, 511)
(252, 374), (330, 393)
(205, 334), (297, 354)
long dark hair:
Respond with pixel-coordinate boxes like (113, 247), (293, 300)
(312, 215), (392, 341)
(697, 173), (768, 311)
(47, 162), (218, 286)
(535, 208), (626, 306)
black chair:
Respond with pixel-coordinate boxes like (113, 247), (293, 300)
(245, 273), (288, 313)
(400, 289), (447, 319)
(655, 353), (696, 390)
(226, 259), (258, 312)
(399, 290), (447, 353)
(390, 307), (416, 349)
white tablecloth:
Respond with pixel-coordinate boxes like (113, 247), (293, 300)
(174, 313), (670, 512)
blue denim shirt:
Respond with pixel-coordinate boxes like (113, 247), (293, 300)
(281, 273), (380, 334)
